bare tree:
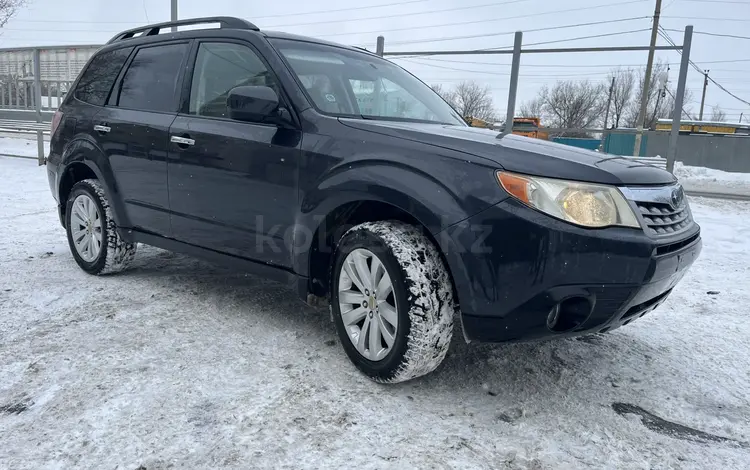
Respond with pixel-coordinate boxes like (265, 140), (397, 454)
(439, 80), (497, 122)
(710, 105), (726, 122)
(607, 68), (635, 128)
(0, 0), (26, 27)
(536, 80), (606, 135)
(624, 60), (680, 128)
(430, 84), (447, 97)
(519, 98), (543, 118)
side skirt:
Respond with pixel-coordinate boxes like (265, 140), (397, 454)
(120, 228), (310, 301)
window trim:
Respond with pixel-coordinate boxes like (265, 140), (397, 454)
(177, 38), (299, 128)
(269, 38), (465, 126)
(107, 40), (192, 115)
(72, 46), (135, 108)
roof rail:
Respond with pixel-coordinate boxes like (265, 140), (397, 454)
(106, 16), (259, 44)
(352, 46), (376, 55)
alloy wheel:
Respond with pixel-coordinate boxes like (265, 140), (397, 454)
(70, 194), (103, 262)
(338, 248), (398, 361)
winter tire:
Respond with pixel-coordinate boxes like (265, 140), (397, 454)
(331, 221), (456, 383)
(65, 179), (137, 275)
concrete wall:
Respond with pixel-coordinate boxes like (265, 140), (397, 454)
(645, 131), (750, 173)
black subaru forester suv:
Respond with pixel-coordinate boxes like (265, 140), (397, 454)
(45, 17), (701, 383)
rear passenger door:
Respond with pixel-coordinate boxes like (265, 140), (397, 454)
(167, 40), (301, 267)
(95, 42), (190, 237)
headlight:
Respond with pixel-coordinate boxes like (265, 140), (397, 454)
(496, 171), (640, 228)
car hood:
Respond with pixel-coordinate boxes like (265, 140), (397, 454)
(339, 119), (676, 186)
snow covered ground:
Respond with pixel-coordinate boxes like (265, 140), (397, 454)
(674, 162), (750, 196)
(0, 135), (50, 159)
(1, 155), (750, 469)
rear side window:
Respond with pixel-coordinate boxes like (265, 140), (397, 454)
(74, 47), (133, 106)
(116, 43), (188, 113)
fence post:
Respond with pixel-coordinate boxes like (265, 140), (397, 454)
(503, 31), (522, 136)
(666, 26), (692, 174)
(33, 48), (45, 166)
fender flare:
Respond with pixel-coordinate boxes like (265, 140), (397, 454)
(292, 161), (474, 279)
(59, 135), (129, 228)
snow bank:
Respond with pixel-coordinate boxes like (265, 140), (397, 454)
(674, 161), (750, 187)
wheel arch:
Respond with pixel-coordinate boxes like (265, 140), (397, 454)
(298, 196), (460, 303)
(58, 136), (127, 228)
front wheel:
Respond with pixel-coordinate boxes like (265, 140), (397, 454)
(331, 221), (456, 383)
(65, 179), (137, 275)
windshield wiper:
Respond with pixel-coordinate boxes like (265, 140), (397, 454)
(359, 115), (458, 125)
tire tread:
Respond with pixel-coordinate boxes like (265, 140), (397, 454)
(342, 221), (456, 383)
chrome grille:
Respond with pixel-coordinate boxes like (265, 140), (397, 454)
(635, 201), (692, 235)
(622, 183), (693, 236)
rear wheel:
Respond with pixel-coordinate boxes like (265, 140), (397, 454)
(331, 221), (455, 383)
(65, 179), (137, 275)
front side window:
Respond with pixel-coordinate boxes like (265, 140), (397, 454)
(189, 42), (277, 119)
(117, 43), (188, 113)
(271, 39), (465, 126)
(74, 47), (133, 106)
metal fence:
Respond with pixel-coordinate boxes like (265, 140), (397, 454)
(378, 26), (695, 174)
(0, 45), (98, 111)
(0, 44), (99, 164)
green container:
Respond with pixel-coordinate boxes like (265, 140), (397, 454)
(604, 133), (647, 156)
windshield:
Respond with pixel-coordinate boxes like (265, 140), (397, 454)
(271, 39), (466, 126)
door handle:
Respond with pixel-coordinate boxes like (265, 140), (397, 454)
(93, 124), (111, 134)
(171, 135), (195, 147)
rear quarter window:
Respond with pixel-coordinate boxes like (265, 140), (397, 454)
(116, 43), (189, 113)
(74, 47), (133, 106)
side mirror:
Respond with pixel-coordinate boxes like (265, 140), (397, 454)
(227, 86), (280, 123)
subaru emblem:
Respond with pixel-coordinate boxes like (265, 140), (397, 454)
(671, 187), (684, 209)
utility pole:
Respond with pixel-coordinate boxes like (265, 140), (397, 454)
(171, 0), (178, 31)
(376, 36), (385, 57)
(633, 0), (662, 156)
(503, 31), (523, 136)
(600, 76), (615, 152)
(698, 70), (709, 121)
(666, 26), (692, 174)
(603, 76), (615, 129)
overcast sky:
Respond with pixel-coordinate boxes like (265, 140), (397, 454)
(1, 0), (748, 121)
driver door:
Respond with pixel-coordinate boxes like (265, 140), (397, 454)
(167, 40), (301, 268)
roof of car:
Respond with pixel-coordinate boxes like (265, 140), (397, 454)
(102, 17), (381, 58)
(261, 30), (378, 56)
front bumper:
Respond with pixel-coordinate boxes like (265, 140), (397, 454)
(439, 198), (702, 343)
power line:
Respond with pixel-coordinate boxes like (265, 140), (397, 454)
(683, 58), (750, 64)
(659, 27), (750, 107)
(706, 77), (750, 107)
(255, 0), (432, 19)
(663, 29), (750, 41)
(381, 17), (649, 47)
(405, 57), (750, 69)
(141, 0), (150, 23)
(483, 29), (652, 50)
(679, 0), (750, 4)
(383, 29), (652, 59)
(664, 87), (695, 120)
(264, 0), (530, 28)
(661, 15), (750, 21)
(397, 58), (615, 77)
(3, 10), (650, 40)
(9, 0), (434, 23)
(318, 1), (649, 39)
